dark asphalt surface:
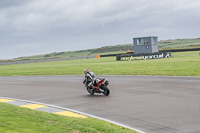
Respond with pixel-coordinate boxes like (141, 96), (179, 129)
(0, 75), (200, 133)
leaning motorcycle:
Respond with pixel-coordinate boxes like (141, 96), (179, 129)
(83, 78), (110, 96)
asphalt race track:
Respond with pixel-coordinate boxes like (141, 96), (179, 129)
(0, 75), (200, 133)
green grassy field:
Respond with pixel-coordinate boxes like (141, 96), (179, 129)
(0, 102), (137, 133)
(0, 51), (199, 76)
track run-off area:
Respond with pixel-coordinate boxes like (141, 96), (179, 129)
(0, 75), (200, 133)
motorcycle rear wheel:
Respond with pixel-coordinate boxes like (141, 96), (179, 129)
(87, 87), (94, 95)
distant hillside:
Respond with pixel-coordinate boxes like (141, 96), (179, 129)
(16, 38), (200, 60)
(159, 38), (200, 49)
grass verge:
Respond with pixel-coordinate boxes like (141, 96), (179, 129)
(0, 102), (137, 133)
(0, 51), (199, 76)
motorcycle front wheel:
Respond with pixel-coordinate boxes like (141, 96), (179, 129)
(101, 85), (110, 96)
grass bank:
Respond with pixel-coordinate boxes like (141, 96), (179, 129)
(0, 102), (136, 133)
(0, 51), (199, 76)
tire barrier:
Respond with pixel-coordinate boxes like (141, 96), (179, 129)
(160, 47), (200, 52)
(100, 47), (200, 58)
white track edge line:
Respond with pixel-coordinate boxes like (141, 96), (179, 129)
(0, 96), (146, 133)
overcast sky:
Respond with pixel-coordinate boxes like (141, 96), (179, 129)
(1, 0), (200, 59)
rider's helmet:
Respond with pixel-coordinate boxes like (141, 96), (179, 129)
(84, 69), (89, 75)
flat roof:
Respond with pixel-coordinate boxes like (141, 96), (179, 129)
(133, 36), (158, 39)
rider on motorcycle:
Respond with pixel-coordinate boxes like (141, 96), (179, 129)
(83, 69), (96, 89)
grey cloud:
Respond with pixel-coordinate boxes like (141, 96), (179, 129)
(0, 0), (200, 59)
(0, 0), (30, 9)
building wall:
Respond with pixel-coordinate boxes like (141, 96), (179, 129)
(133, 36), (158, 53)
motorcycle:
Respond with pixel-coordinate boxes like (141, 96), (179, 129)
(83, 78), (110, 96)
